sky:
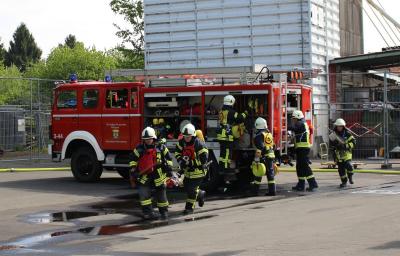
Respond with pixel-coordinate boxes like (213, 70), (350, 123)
(0, 0), (127, 57)
(0, 0), (399, 58)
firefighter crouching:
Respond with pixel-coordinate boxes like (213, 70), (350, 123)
(217, 95), (247, 175)
(329, 118), (356, 188)
(175, 123), (209, 215)
(129, 127), (173, 220)
(289, 110), (318, 192)
(251, 117), (277, 196)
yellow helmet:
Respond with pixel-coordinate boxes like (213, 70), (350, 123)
(153, 118), (159, 125)
(251, 161), (266, 177)
(158, 118), (165, 124)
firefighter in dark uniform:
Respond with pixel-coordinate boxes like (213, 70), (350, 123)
(289, 110), (318, 192)
(251, 117), (277, 196)
(329, 118), (356, 188)
(217, 95), (247, 174)
(175, 123), (209, 215)
(129, 127), (173, 220)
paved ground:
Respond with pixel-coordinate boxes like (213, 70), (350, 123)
(1, 168), (400, 255)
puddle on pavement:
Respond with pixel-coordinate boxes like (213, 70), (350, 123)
(6, 187), (303, 251)
(1, 214), (217, 250)
(25, 211), (112, 224)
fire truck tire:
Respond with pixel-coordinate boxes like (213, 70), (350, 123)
(117, 168), (130, 179)
(71, 146), (103, 182)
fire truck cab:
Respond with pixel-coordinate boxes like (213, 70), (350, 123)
(50, 68), (313, 191)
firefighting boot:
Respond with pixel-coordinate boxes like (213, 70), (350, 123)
(197, 190), (206, 207)
(248, 183), (260, 197)
(159, 207), (169, 220)
(183, 202), (194, 215)
(339, 176), (348, 188)
(292, 180), (305, 192)
(306, 177), (319, 192)
(142, 206), (159, 221)
(348, 174), (354, 184)
(266, 183), (276, 196)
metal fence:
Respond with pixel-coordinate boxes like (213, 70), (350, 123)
(0, 77), (57, 162)
(325, 71), (400, 166)
(0, 71), (399, 167)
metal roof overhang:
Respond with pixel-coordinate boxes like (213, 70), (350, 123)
(330, 50), (400, 69)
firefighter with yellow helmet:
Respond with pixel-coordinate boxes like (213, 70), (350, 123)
(289, 110), (318, 192)
(251, 117), (277, 196)
(129, 127), (173, 220)
(329, 118), (356, 188)
(175, 123), (209, 215)
(217, 95), (247, 175)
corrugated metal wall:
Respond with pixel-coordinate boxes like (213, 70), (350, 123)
(144, 0), (312, 70)
(339, 0), (363, 57)
(144, 0), (342, 139)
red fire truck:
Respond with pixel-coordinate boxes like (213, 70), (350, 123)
(50, 67), (313, 191)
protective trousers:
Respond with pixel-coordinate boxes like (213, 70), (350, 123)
(219, 141), (233, 173)
(295, 148), (317, 189)
(338, 160), (354, 183)
(253, 158), (276, 195)
(138, 177), (168, 215)
(184, 177), (203, 210)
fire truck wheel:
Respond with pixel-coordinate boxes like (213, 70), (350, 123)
(71, 146), (103, 182)
(117, 168), (130, 179)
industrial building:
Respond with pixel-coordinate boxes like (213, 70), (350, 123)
(143, 0), (363, 143)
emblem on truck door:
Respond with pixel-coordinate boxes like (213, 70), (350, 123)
(112, 128), (120, 139)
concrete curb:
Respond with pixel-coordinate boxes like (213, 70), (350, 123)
(0, 167), (70, 173)
(279, 168), (400, 175)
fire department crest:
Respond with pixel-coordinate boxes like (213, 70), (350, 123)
(112, 128), (119, 139)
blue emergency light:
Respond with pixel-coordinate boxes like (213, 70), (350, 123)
(69, 74), (78, 83)
(105, 75), (112, 82)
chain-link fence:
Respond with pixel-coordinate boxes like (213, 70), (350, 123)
(324, 71), (400, 166)
(1, 71), (399, 167)
(0, 77), (58, 162)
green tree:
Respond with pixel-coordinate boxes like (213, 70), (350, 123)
(110, 0), (144, 52)
(64, 34), (77, 49)
(108, 46), (144, 69)
(110, 0), (144, 69)
(0, 65), (30, 105)
(41, 42), (117, 80)
(5, 23), (42, 71)
(0, 37), (6, 66)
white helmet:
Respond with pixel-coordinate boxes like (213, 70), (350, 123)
(142, 127), (157, 139)
(255, 117), (268, 130)
(334, 118), (346, 127)
(181, 123), (196, 137)
(223, 95), (235, 106)
(292, 110), (304, 119)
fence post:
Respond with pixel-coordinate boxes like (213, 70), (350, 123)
(382, 71), (392, 169)
(30, 79), (33, 162)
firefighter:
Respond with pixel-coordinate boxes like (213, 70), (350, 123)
(251, 117), (276, 196)
(289, 110), (318, 192)
(329, 118), (356, 188)
(217, 95), (247, 174)
(175, 123), (209, 215)
(129, 127), (173, 220)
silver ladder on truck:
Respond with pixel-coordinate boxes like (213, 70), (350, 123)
(275, 73), (289, 158)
